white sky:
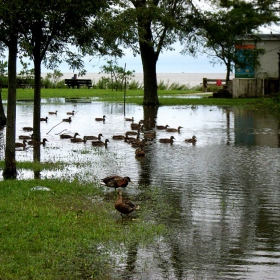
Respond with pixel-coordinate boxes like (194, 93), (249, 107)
(47, 48), (226, 74)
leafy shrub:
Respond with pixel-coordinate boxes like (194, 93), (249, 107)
(168, 82), (190, 90)
(96, 77), (110, 89)
(128, 79), (143, 90)
(157, 80), (169, 90)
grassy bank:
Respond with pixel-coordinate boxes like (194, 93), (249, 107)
(0, 87), (269, 107)
(0, 178), (165, 279)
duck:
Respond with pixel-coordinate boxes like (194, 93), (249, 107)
(125, 117), (134, 122)
(130, 121), (142, 130)
(48, 111), (58, 115)
(22, 127), (33, 132)
(101, 175), (133, 191)
(91, 139), (110, 147)
(62, 117), (72, 122)
(156, 125), (169, 130)
(60, 132), (79, 139)
(185, 135), (197, 143)
(159, 136), (175, 143)
(166, 126), (183, 132)
(125, 130), (139, 136)
(67, 110), (75, 115)
(135, 147), (145, 157)
(112, 134), (125, 140)
(70, 137), (87, 143)
(15, 139), (28, 148)
(95, 115), (106, 122)
(19, 134), (33, 140)
(84, 133), (103, 140)
(40, 117), (48, 122)
(115, 190), (139, 216)
(28, 138), (48, 146)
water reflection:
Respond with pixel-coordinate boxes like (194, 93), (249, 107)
(2, 100), (280, 279)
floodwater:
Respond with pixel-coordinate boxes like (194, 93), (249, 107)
(1, 98), (280, 279)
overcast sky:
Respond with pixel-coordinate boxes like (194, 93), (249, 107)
(39, 46), (226, 74)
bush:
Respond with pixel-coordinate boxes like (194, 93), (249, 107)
(95, 77), (110, 89)
(168, 82), (190, 90)
(128, 79), (143, 90)
(157, 80), (169, 90)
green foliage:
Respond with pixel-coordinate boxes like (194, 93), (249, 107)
(45, 70), (63, 88)
(99, 60), (135, 91)
(128, 79), (143, 90)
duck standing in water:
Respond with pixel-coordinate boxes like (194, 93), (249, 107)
(101, 175), (133, 191)
(28, 138), (48, 146)
(60, 132), (79, 139)
(115, 190), (139, 216)
(15, 139), (28, 149)
(62, 117), (72, 122)
(159, 136), (175, 143)
(185, 135), (197, 143)
(95, 115), (106, 122)
(91, 139), (110, 147)
(166, 126), (183, 132)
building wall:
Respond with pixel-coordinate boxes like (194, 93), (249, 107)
(232, 78), (263, 98)
(256, 39), (280, 78)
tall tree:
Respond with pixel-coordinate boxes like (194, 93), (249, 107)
(0, 0), (26, 179)
(182, 0), (278, 83)
(18, 0), (110, 162)
(106, 0), (192, 106)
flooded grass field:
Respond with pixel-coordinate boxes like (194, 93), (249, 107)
(1, 99), (280, 279)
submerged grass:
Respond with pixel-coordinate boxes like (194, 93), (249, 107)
(0, 179), (166, 279)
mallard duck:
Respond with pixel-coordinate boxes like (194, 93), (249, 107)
(60, 132), (79, 139)
(40, 117), (48, 122)
(84, 133), (103, 140)
(135, 147), (145, 157)
(166, 126), (183, 132)
(48, 110), (57, 115)
(23, 127), (33, 132)
(185, 135), (197, 143)
(67, 110), (75, 115)
(91, 139), (110, 147)
(95, 115), (106, 121)
(125, 130), (139, 136)
(159, 136), (175, 143)
(15, 139), (28, 148)
(125, 117), (134, 122)
(102, 175), (133, 190)
(62, 117), (72, 122)
(19, 134), (33, 140)
(130, 121), (142, 130)
(70, 137), (87, 143)
(156, 125), (169, 130)
(28, 138), (48, 146)
(115, 190), (139, 216)
(112, 135), (125, 140)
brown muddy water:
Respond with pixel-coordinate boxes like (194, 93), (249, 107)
(1, 98), (280, 279)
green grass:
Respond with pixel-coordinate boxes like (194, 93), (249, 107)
(0, 88), (269, 107)
(0, 179), (166, 279)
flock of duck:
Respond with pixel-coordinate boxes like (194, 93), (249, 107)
(16, 110), (197, 216)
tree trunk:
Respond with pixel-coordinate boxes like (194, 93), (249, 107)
(3, 34), (17, 179)
(140, 41), (159, 106)
(0, 90), (7, 126)
(33, 51), (42, 162)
